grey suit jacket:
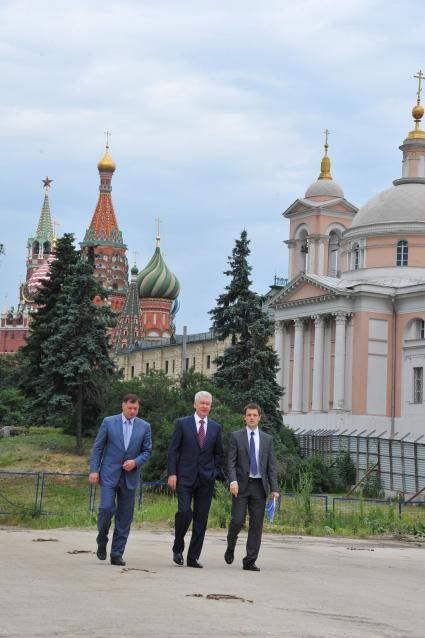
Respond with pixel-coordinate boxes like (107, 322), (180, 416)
(227, 428), (279, 496)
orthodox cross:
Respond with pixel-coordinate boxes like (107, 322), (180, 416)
(324, 129), (330, 147)
(155, 217), (162, 237)
(132, 250), (139, 266)
(104, 130), (112, 146)
(414, 70), (424, 103)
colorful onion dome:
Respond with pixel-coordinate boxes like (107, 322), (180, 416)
(27, 253), (56, 296)
(97, 144), (116, 172)
(137, 237), (180, 300)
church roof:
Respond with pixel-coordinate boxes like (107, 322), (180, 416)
(351, 182), (425, 229)
(137, 237), (180, 300)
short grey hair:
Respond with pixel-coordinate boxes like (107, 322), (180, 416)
(194, 390), (212, 404)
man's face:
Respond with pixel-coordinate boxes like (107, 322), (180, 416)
(194, 396), (212, 418)
(244, 409), (261, 430)
(122, 401), (140, 420)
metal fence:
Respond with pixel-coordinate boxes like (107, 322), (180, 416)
(0, 472), (172, 516)
(296, 431), (425, 495)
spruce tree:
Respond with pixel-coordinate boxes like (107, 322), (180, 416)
(38, 256), (115, 453)
(20, 233), (80, 421)
(210, 230), (283, 429)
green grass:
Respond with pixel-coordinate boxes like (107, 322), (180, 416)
(2, 428), (425, 537)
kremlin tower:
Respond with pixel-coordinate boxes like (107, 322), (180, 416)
(1, 178), (57, 352)
(80, 142), (128, 312)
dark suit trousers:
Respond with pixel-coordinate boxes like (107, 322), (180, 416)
(227, 478), (266, 566)
(173, 479), (214, 560)
(97, 473), (136, 558)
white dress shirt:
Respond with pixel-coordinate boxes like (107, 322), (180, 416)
(194, 413), (208, 435)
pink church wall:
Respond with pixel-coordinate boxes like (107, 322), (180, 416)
(394, 311), (425, 417)
(365, 235), (425, 268)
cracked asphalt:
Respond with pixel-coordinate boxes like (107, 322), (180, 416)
(1, 527), (424, 637)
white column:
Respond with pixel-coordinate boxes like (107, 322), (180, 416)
(312, 315), (325, 412)
(291, 318), (304, 413)
(283, 323), (291, 413)
(274, 321), (285, 411)
(333, 312), (347, 411)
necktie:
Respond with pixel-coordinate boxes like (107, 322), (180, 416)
(250, 431), (258, 475)
(198, 419), (205, 448)
(124, 420), (131, 449)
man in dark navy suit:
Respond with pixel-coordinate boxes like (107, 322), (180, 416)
(167, 390), (223, 568)
(89, 394), (152, 566)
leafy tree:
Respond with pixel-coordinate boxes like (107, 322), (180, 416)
(334, 450), (356, 491)
(0, 354), (22, 389)
(0, 387), (29, 427)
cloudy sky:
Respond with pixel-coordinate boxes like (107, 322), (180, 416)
(1, 0), (424, 332)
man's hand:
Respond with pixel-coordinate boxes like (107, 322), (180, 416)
(168, 475), (177, 491)
(271, 491), (280, 500)
(122, 459), (137, 471)
(230, 482), (238, 497)
(89, 472), (99, 485)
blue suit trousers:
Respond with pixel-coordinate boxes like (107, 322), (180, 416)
(97, 473), (136, 558)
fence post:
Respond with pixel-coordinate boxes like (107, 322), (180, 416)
(138, 480), (143, 508)
(34, 473), (41, 513)
(39, 473), (46, 514)
(398, 500), (402, 518)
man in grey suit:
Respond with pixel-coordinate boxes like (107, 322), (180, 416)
(89, 394), (152, 566)
(225, 403), (279, 571)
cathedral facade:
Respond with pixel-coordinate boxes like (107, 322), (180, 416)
(267, 85), (425, 442)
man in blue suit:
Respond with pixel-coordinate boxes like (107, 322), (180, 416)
(167, 390), (223, 568)
(89, 394), (152, 566)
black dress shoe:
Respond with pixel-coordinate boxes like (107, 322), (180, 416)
(187, 558), (203, 568)
(110, 556), (126, 566)
(96, 546), (107, 561)
(173, 552), (184, 566)
(243, 563), (260, 571)
(224, 548), (234, 564)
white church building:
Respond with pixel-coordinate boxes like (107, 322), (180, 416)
(268, 81), (425, 442)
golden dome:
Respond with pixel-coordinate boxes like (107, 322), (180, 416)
(97, 145), (116, 172)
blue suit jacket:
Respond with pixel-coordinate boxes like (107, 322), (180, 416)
(90, 414), (152, 490)
(167, 415), (223, 489)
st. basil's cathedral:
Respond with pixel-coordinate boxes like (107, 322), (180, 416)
(0, 143), (181, 354)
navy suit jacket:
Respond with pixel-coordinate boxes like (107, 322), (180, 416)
(167, 415), (223, 489)
(90, 414), (152, 490)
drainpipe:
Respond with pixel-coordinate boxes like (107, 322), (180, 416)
(390, 296), (397, 437)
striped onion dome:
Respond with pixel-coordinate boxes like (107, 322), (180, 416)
(137, 241), (180, 300)
(27, 253), (56, 296)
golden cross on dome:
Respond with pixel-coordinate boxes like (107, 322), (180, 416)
(324, 129), (330, 148)
(414, 70), (424, 104)
(42, 176), (53, 190)
(53, 219), (60, 239)
(104, 130), (112, 147)
(132, 250), (139, 266)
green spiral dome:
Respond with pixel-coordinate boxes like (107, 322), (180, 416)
(137, 246), (180, 300)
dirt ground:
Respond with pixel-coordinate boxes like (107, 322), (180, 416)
(1, 527), (424, 638)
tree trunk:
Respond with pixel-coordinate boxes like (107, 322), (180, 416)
(75, 385), (83, 455)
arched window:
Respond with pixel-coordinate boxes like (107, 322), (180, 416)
(32, 241), (40, 257)
(328, 231), (341, 277)
(352, 243), (360, 270)
(396, 240), (408, 266)
(296, 228), (309, 273)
